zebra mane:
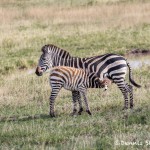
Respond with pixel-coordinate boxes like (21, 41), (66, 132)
(48, 44), (71, 58)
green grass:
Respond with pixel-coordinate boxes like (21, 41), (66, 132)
(0, 66), (150, 149)
(0, 0), (150, 149)
(1, 24), (150, 75)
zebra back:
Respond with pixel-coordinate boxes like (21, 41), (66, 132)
(50, 66), (105, 90)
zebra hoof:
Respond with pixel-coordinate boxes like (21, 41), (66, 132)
(50, 113), (56, 117)
(78, 111), (82, 115)
(122, 107), (128, 110)
(78, 107), (83, 115)
(70, 112), (77, 116)
(130, 105), (133, 109)
(78, 112), (81, 115)
(86, 110), (92, 115)
(70, 112), (76, 116)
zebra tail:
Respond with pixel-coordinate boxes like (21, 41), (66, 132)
(127, 61), (141, 88)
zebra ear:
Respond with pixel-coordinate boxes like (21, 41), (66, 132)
(41, 45), (47, 53)
(41, 45), (51, 54)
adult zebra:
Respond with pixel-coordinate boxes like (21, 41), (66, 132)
(35, 44), (141, 112)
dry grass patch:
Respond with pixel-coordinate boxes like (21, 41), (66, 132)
(0, 2), (150, 27)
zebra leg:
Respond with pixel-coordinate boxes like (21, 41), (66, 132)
(77, 91), (83, 115)
(71, 91), (83, 115)
(49, 87), (61, 117)
(125, 83), (134, 109)
(71, 91), (78, 116)
(128, 84), (133, 109)
(115, 81), (129, 109)
(80, 90), (92, 115)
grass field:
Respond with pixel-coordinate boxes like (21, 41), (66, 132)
(0, 0), (150, 149)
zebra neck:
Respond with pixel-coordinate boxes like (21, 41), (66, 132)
(52, 53), (86, 69)
(68, 57), (86, 69)
(53, 54), (71, 67)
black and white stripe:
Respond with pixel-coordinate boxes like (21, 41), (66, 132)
(48, 66), (106, 117)
(35, 44), (141, 111)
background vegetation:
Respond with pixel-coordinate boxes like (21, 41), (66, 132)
(0, 0), (150, 149)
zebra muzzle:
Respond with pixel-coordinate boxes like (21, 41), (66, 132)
(35, 67), (43, 76)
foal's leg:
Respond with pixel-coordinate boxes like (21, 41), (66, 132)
(71, 91), (78, 115)
(77, 91), (83, 115)
(71, 91), (83, 115)
(80, 90), (91, 115)
(49, 85), (62, 117)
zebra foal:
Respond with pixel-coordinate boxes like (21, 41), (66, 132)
(37, 66), (107, 117)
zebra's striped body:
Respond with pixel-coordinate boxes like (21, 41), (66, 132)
(35, 44), (141, 112)
(49, 66), (106, 117)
